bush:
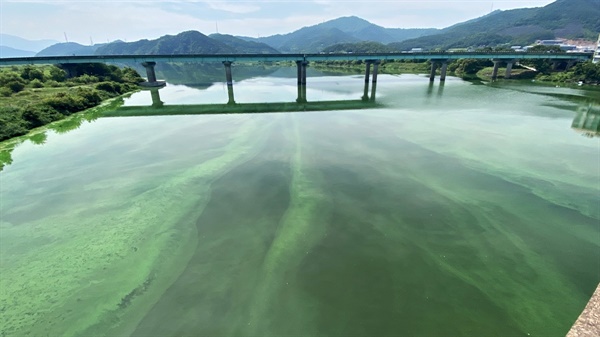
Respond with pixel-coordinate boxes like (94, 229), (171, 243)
(96, 81), (122, 94)
(0, 88), (12, 97)
(121, 67), (144, 84)
(71, 74), (100, 84)
(49, 66), (67, 82)
(44, 92), (85, 115)
(0, 106), (29, 141)
(21, 105), (59, 127)
(21, 66), (45, 81)
(30, 79), (44, 88)
(45, 80), (62, 88)
(74, 87), (103, 106)
(7, 81), (25, 93)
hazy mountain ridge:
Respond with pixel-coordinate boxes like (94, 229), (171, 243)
(95, 31), (234, 55)
(209, 34), (280, 54)
(0, 46), (36, 58)
(240, 16), (438, 52)
(36, 42), (102, 56)
(0, 34), (59, 53)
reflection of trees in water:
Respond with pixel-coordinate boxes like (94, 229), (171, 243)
(50, 116), (84, 134)
(0, 107), (103, 172)
(571, 102), (600, 138)
(130, 62), (281, 88)
(0, 148), (14, 172)
(29, 132), (47, 145)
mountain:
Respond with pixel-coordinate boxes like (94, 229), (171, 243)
(323, 41), (397, 54)
(208, 34), (280, 54)
(250, 27), (360, 53)
(36, 42), (101, 56)
(389, 0), (600, 50)
(0, 46), (36, 58)
(240, 16), (438, 53)
(0, 34), (59, 53)
(311, 16), (438, 44)
(95, 31), (233, 55)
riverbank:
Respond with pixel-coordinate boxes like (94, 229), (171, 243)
(311, 60), (600, 85)
(0, 64), (143, 142)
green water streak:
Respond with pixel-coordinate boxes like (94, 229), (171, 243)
(0, 116), (271, 337)
(246, 115), (331, 335)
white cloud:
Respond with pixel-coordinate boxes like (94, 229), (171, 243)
(1, 0), (557, 43)
(206, 1), (260, 13)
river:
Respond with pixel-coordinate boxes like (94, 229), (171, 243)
(1, 68), (599, 336)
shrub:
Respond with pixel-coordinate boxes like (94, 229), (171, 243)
(21, 66), (45, 81)
(45, 80), (62, 88)
(0, 106), (29, 141)
(96, 81), (122, 94)
(49, 66), (67, 82)
(30, 79), (44, 88)
(71, 74), (100, 84)
(44, 92), (85, 115)
(121, 67), (144, 84)
(74, 87), (103, 107)
(21, 105), (59, 127)
(7, 81), (25, 93)
(0, 88), (12, 97)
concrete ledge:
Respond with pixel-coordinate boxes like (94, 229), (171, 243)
(139, 81), (166, 88)
(568, 283), (600, 337)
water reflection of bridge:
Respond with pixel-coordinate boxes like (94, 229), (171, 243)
(571, 103), (600, 137)
(104, 74), (382, 117)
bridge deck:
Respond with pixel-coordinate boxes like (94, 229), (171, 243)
(0, 52), (592, 66)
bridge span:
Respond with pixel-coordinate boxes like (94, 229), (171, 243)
(0, 52), (592, 102)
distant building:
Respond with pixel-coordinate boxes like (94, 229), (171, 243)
(410, 48), (423, 53)
(537, 39), (565, 46)
(559, 44), (577, 51)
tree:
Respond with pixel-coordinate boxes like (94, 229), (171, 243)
(21, 66), (44, 81)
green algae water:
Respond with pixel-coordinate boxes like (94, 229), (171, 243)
(1, 71), (599, 337)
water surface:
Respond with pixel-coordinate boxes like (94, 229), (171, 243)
(1, 72), (599, 336)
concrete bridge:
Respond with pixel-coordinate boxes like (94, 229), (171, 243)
(0, 52), (592, 103)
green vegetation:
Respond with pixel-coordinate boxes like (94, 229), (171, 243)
(0, 64), (143, 141)
(312, 59), (430, 74)
(391, 0), (599, 51)
(322, 42), (397, 53)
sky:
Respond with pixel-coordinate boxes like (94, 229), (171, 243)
(1, 0), (556, 44)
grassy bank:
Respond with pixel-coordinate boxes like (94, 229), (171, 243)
(312, 60), (430, 75)
(0, 64), (143, 142)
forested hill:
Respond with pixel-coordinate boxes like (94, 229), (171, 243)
(37, 42), (102, 56)
(390, 0), (600, 51)
(208, 34), (280, 54)
(239, 16), (438, 52)
(94, 31), (233, 55)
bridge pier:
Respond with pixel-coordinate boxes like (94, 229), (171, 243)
(370, 60), (380, 102)
(362, 61), (372, 101)
(149, 88), (164, 107)
(429, 62), (438, 82)
(296, 61), (303, 103)
(59, 64), (78, 78)
(223, 61), (235, 104)
(141, 62), (157, 83)
(505, 60), (515, 79)
(439, 61), (448, 82)
(295, 61), (308, 103)
(566, 60), (576, 71)
(491, 60), (500, 81)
